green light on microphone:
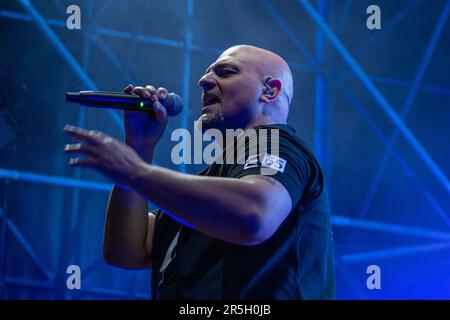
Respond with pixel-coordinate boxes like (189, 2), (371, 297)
(140, 102), (144, 108)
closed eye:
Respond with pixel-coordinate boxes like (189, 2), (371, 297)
(205, 62), (240, 78)
(215, 69), (237, 77)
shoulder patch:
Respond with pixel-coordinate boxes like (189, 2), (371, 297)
(261, 153), (287, 173)
(243, 154), (259, 170)
(243, 153), (287, 173)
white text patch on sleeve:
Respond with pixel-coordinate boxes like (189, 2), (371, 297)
(243, 153), (287, 173)
(261, 153), (287, 173)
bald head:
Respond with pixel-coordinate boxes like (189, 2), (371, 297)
(197, 44), (294, 132)
(219, 45), (294, 107)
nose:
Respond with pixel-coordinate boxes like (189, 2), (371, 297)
(198, 72), (216, 91)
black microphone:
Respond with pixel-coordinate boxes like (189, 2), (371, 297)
(66, 91), (183, 116)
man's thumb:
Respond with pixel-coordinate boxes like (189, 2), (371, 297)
(153, 101), (168, 125)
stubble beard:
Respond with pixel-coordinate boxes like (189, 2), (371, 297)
(196, 109), (226, 134)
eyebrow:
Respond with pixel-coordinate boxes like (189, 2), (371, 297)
(205, 62), (240, 74)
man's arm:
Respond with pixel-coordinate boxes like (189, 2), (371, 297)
(100, 85), (168, 269)
(103, 186), (155, 269)
(130, 163), (292, 246)
(64, 123), (293, 247)
(63, 83), (291, 265)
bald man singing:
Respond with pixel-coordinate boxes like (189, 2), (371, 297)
(63, 45), (336, 299)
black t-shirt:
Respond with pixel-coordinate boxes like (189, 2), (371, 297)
(151, 124), (336, 299)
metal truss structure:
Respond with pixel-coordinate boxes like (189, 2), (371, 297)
(1, 0), (449, 299)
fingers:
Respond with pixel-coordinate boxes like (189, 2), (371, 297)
(64, 142), (97, 156)
(157, 87), (168, 100)
(129, 85), (168, 103)
(63, 125), (111, 168)
(130, 86), (148, 98)
(131, 85), (155, 100)
(154, 88), (168, 124)
(145, 85), (158, 103)
(123, 84), (134, 94)
(127, 85), (169, 121)
(63, 125), (103, 145)
(68, 157), (96, 167)
(124, 85), (171, 125)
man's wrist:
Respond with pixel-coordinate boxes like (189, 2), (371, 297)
(138, 151), (154, 164)
(129, 145), (154, 163)
(125, 138), (156, 161)
(127, 160), (154, 193)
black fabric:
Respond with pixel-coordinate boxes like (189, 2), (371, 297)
(151, 124), (336, 300)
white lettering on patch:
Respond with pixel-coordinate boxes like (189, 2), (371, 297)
(261, 153), (286, 173)
(243, 154), (259, 170)
(243, 153), (287, 174)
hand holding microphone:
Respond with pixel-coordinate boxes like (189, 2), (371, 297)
(66, 86), (183, 116)
(66, 84), (183, 161)
(122, 84), (173, 160)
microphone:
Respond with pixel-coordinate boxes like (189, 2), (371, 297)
(66, 91), (183, 116)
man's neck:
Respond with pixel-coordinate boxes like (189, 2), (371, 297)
(244, 117), (286, 131)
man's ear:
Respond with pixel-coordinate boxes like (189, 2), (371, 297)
(259, 78), (282, 103)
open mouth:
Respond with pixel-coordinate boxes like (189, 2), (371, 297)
(201, 105), (218, 114)
(202, 95), (220, 107)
